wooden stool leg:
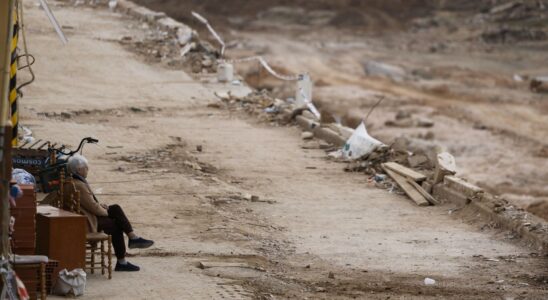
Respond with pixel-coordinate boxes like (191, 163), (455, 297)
(90, 245), (95, 274)
(100, 240), (105, 275)
(40, 263), (46, 300)
(108, 236), (112, 279)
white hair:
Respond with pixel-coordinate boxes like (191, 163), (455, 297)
(67, 154), (88, 175)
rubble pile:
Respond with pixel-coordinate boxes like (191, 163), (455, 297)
(214, 90), (293, 124)
(478, 1), (548, 43)
(113, 0), (221, 73)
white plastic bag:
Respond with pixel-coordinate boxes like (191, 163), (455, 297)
(53, 268), (86, 297)
(342, 122), (384, 160)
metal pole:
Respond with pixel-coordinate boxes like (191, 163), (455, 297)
(0, 0), (16, 258)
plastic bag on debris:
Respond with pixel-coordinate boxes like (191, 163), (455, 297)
(342, 122), (385, 160)
(53, 269), (86, 297)
(12, 169), (36, 187)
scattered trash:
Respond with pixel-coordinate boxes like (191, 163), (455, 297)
(196, 145), (203, 152)
(53, 268), (87, 296)
(264, 105), (279, 114)
(373, 174), (386, 183)
(12, 169), (36, 186)
(342, 122), (385, 160)
(424, 277), (436, 286)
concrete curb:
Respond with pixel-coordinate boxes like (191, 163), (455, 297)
(116, 0), (195, 35)
(433, 177), (548, 253)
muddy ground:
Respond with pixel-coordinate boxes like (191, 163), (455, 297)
(18, 1), (548, 299)
(134, 0), (548, 220)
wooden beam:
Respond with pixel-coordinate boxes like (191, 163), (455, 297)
(406, 178), (439, 205)
(383, 165), (429, 207)
(383, 162), (427, 182)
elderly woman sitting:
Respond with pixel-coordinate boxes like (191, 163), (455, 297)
(68, 154), (154, 272)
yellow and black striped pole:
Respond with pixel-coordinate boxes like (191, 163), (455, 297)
(9, 6), (18, 147)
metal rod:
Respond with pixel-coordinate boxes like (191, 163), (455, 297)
(38, 0), (68, 45)
(191, 11), (225, 57)
(28, 138), (42, 149)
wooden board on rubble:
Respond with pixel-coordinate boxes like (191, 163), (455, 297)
(383, 162), (427, 182)
(382, 165), (429, 207)
(406, 178), (439, 205)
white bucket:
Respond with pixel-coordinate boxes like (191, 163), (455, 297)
(217, 63), (234, 83)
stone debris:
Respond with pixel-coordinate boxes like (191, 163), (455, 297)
(301, 132), (314, 140)
(385, 111), (435, 128)
(530, 77), (548, 93)
(363, 60), (406, 82)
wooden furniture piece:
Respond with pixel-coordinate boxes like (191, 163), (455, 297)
(12, 255), (48, 300)
(11, 184), (37, 255)
(36, 205), (86, 271)
(86, 233), (112, 279)
(59, 172), (112, 279)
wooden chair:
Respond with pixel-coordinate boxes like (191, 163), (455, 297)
(58, 170), (112, 279)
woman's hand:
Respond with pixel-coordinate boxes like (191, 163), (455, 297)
(100, 203), (109, 210)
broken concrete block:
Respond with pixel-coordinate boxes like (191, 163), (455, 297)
(115, 0), (138, 13)
(433, 152), (456, 184)
(313, 127), (346, 147)
(302, 110), (316, 120)
(391, 137), (409, 153)
(301, 132), (314, 140)
(385, 118), (414, 128)
(432, 183), (468, 206)
(417, 117), (435, 128)
(363, 61), (406, 82)
(177, 26), (193, 45)
(296, 115), (319, 132)
(395, 110), (412, 120)
(157, 17), (185, 32)
(443, 176), (483, 200)
(128, 5), (166, 22)
(243, 194), (260, 202)
(408, 154), (429, 168)
(327, 123), (354, 140)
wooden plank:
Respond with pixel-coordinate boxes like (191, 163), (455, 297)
(382, 165), (429, 207)
(383, 162), (427, 182)
(406, 178), (439, 205)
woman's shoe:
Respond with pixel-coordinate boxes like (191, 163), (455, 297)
(115, 261), (140, 272)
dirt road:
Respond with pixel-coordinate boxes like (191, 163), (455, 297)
(20, 2), (547, 299)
